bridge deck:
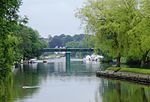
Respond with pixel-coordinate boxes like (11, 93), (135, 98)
(42, 48), (94, 52)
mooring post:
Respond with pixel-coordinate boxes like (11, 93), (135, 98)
(66, 52), (71, 71)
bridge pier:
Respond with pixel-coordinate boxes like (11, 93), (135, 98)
(66, 52), (71, 70)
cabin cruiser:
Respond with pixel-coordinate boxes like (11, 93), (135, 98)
(28, 59), (37, 63)
(83, 54), (104, 62)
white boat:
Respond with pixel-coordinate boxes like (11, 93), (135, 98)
(83, 54), (104, 62)
(28, 59), (37, 63)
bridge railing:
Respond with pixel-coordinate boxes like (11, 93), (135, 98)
(42, 48), (94, 52)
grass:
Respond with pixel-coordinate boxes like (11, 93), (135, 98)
(107, 67), (150, 75)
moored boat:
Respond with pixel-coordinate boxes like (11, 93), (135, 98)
(83, 54), (104, 62)
(28, 59), (37, 63)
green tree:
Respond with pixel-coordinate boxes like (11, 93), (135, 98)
(0, 0), (22, 69)
(65, 41), (80, 48)
(76, 0), (140, 67)
(127, 0), (150, 67)
(82, 34), (95, 48)
(48, 34), (85, 48)
(13, 25), (47, 60)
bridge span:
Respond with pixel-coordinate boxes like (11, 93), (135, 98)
(42, 48), (94, 52)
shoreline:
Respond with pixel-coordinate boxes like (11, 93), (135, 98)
(96, 70), (150, 85)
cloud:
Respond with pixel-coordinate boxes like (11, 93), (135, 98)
(20, 0), (85, 37)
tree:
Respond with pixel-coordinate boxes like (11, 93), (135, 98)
(73, 34), (85, 42)
(49, 35), (63, 48)
(61, 35), (73, 46)
(82, 34), (95, 48)
(127, 0), (150, 67)
(65, 41), (80, 48)
(48, 34), (85, 48)
(76, 0), (140, 67)
(13, 25), (47, 59)
(0, 0), (22, 69)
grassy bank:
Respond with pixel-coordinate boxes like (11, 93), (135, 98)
(107, 67), (150, 75)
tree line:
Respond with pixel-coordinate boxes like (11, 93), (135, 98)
(77, 0), (150, 67)
(48, 34), (87, 48)
(0, 0), (47, 70)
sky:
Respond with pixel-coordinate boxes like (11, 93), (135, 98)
(19, 0), (86, 38)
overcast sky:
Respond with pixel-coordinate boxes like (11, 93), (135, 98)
(19, 0), (85, 38)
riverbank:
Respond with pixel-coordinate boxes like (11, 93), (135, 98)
(96, 67), (150, 85)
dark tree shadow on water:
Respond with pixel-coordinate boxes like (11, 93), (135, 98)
(0, 69), (13, 102)
(100, 79), (150, 102)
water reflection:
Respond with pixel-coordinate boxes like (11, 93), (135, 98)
(29, 59), (101, 74)
(13, 64), (41, 101)
(54, 62), (66, 72)
(0, 70), (13, 102)
(100, 79), (150, 102)
(1, 59), (149, 102)
(12, 60), (102, 102)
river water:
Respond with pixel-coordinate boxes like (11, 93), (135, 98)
(9, 58), (150, 102)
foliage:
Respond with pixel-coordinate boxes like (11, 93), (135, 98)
(0, 0), (22, 69)
(13, 25), (47, 60)
(65, 41), (81, 48)
(77, 0), (150, 67)
(0, 0), (47, 69)
(127, 0), (150, 66)
(82, 34), (95, 48)
(48, 34), (85, 48)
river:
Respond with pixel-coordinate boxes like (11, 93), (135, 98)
(3, 58), (150, 102)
